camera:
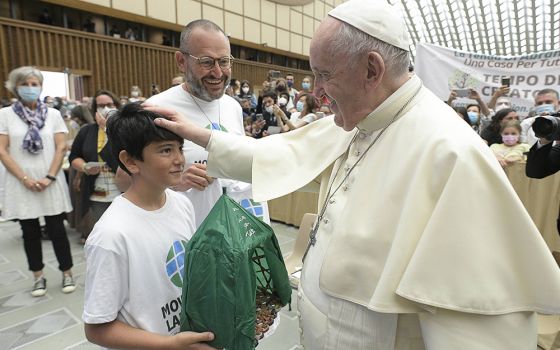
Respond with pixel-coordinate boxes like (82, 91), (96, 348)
(532, 112), (560, 141)
(269, 70), (281, 79)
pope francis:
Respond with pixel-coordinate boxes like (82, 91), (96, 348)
(150, 0), (560, 349)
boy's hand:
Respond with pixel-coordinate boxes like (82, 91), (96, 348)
(175, 163), (214, 191)
(169, 331), (217, 349)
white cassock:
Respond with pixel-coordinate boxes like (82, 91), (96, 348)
(206, 75), (560, 349)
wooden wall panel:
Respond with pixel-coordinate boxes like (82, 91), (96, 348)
(0, 17), (311, 101)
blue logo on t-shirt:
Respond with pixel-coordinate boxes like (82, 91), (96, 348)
(240, 198), (264, 219)
(205, 122), (228, 132)
(166, 240), (188, 288)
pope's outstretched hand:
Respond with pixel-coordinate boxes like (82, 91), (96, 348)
(144, 104), (211, 148)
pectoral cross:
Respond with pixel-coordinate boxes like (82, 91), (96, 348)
(302, 221), (319, 262)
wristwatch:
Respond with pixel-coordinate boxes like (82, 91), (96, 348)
(46, 175), (57, 181)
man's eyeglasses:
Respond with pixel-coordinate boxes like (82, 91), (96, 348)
(182, 52), (234, 70)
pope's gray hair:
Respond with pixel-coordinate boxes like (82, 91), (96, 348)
(4, 66), (43, 95)
(330, 21), (410, 77)
(179, 19), (229, 54)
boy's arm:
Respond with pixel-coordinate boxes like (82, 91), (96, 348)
(85, 320), (216, 350)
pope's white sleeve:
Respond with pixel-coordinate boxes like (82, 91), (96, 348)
(418, 308), (537, 349)
(206, 131), (256, 183)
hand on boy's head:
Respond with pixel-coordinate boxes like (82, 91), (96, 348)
(170, 330), (217, 349)
(143, 104), (192, 138)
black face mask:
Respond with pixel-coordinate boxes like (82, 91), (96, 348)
(242, 107), (251, 114)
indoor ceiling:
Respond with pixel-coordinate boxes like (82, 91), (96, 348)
(389, 0), (560, 59)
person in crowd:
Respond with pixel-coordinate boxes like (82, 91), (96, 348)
(171, 75), (184, 87)
(447, 88), (491, 117)
(69, 90), (129, 244)
(66, 104), (94, 236)
(526, 89), (560, 237)
(230, 78), (241, 96)
(490, 120), (530, 168)
(277, 91), (292, 119)
(128, 85), (143, 103)
(151, 1), (560, 347)
(239, 98), (253, 119)
(146, 19), (246, 228)
(318, 103), (332, 116)
(0, 66), (75, 297)
(285, 92), (318, 130)
(274, 77), (288, 97)
(256, 80), (272, 114)
(43, 96), (54, 108)
(237, 80), (257, 109)
(70, 104), (94, 127)
(119, 95), (128, 106)
(521, 88), (559, 146)
(488, 85), (511, 111)
(285, 73), (298, 110)
(453, 106), (470, 124)
(466, 103), (482, 132)
(125, 26), (136, 40)
(480, 108), (519, 146)
(83, 17), (95, 33)
(83, 103), (215, 350)
(260, 90), (287, 134)
(300, 75), (313, 94)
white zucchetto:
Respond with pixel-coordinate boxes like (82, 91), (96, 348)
(328, 0), (411, 51)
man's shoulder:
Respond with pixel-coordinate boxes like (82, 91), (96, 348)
(146, 86), (183, 104)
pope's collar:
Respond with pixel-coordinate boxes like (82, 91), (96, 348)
(357, 75), (422, 133)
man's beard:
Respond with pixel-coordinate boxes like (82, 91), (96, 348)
(185, 67), (230, 102)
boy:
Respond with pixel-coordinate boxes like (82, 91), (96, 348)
(82, 104), (215, 349)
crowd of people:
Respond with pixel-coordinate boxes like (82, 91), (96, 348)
(1, 0), (560, 348)
(448, 85), (559, 169)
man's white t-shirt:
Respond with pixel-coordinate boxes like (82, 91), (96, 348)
(147, 86), (245, 227)
(83, 189), (196, 345)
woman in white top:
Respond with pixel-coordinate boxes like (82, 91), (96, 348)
(0, 66), (75, 297)
(285, 93), (319, 130)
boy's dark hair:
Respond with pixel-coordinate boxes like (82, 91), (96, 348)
(106, 103), (184, 175)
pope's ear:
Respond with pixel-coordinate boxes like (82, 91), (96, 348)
(119, 150), (138, 174)
(366, 51), (385, 84)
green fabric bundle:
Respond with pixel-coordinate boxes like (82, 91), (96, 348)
(180, 195), (291, 349)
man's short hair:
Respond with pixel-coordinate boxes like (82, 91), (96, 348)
(536, 88), (559, 100)
(106, 103), (184, 175)
(330, 21), (410, 77)
(179, 19), (228, 53)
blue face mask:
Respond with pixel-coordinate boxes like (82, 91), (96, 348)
(17, 86), (42, 103)
(302, 82), (311, 90)
(536, 104), (556, 115)
(296, 101), (304, 112)
(467, 111), (479, 125)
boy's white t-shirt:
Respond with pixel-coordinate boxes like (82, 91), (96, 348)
(147, 86), (245, 227)
(83, 189), (196, 343)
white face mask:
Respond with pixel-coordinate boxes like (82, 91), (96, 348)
(265, 105), (274, 114)
(130, 91), (139, 98)
(97, 107), (116, 118)
(242, 87), (250, 94)
(278, 97), (288, 106)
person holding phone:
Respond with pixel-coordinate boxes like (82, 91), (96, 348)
(69, 90), (130, 243)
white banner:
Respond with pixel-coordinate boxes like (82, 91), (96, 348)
(415, 43), (560, 115)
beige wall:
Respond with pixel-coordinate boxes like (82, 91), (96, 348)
(77, 0), (346, 56)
